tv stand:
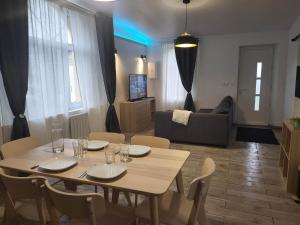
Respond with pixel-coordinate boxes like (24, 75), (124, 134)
(120, 98), (155, 133)
(128, 96), (155, 102)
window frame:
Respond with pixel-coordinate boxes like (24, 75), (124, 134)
(254, 62), (262, 112)
(66, 16), (84, 112)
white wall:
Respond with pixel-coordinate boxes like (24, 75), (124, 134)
(194, 30), (288, 126)
(147, 42), (162, 107)
(114, 37), (148, 118)
(284, 15), (300, 119)
(150, 30), (289, 126)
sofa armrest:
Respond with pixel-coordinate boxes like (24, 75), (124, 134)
(154, 111), (173, 139)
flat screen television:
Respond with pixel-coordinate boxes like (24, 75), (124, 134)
(129, 74), (147, 101)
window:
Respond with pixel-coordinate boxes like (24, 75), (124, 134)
(67, 19), (83, 111)
(254, 62), (262, 112)
(161, 43), (187, 110)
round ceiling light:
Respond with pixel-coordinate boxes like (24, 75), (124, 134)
(174, 0), (199, 48)
(175, 32), (198, 48)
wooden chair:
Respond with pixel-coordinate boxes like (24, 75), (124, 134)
(43, 180), (136, 225)
(130, 135), (170, 206)
(88, 132), (125, 144)
(0, 171), (49, 225)
(130, 135), (170, 149)
(88, 132), (131, 205)
(0, 137), (39, 176)
(135, 158), (216, 225)
(0, 136), (39, 159)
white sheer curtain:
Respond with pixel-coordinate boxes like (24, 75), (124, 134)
(68, 10), (107, 132)
(0, 0), (107, 144)
(27, 0), (70, 144)
(0, 71), (13, 144)
(160, 43), (186, 110)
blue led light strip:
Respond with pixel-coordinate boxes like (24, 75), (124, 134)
(113, 18), (152, 46)
(114, 32), (149, 45)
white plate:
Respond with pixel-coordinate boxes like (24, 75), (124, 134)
(87, 140), (109, 150)
(39, 157), (78, 171)
(129, 145), (151, 156)
(87, 163), (127, 180)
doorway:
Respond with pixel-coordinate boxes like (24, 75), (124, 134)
(237, 45), (274, 126)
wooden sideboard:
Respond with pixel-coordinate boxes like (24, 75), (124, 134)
(120, 98), (155, 133)
(280, 121), (300, 198)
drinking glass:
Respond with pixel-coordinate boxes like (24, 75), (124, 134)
(79, 138), (88, 155)
(72, 141), (83, 158)
(120, 144), (129, 163)
(105, 150), (115, 164)
(51, 128), (64, 153)
(111, 144), (120, 154)
(72, 141), (79, 157)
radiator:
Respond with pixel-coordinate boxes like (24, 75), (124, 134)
(0, 125), (12, 145)
(69, 113), (90, 139)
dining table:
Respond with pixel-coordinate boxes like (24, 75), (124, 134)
(0, 139), (190, 225)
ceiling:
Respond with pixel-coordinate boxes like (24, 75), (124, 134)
(73, 0), (300, 42)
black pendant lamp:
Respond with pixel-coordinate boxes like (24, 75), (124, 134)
(174, 0), (198, 48)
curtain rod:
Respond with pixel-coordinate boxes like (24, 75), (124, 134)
(49, 0), (96, 15)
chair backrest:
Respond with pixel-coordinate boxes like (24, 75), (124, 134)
(0, 171), (47, 225)
(187, 158), (216, 225)
(0, 137), (39, 159)
(88, 132), (125, 144)
(43, 180), (106, 225)
(130, 135), (170, 149)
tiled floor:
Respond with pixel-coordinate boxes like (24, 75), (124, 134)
(125, 128), (300, 225)
(170, 141), (300, 225)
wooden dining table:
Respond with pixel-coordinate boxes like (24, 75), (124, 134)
(0, 139), (190, 225)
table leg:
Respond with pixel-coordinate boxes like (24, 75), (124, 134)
(176, 169), (184, 194)
(149, 196), (159, 225)
(112, 189), (120, 204)
(103, 187), (109, 202)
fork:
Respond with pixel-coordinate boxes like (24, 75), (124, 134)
(78, 171), (87, 178)
(30, 165), (39, 169)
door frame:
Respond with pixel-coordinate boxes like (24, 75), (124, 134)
(236, 44), (275, 126)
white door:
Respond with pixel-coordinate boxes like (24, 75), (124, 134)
(237, 45), (274, 125)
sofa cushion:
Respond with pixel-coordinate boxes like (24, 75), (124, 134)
(212, 96), (233, 114)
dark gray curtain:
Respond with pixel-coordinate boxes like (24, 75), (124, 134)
(174, 47), (198, 112)
(95, 13), (121, 132)
(0, 0), (30, 140)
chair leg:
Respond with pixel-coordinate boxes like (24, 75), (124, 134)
(124, 192), (132, 207)
(197, 207), (207, 225)
(135, 193), (138, 207)
(63, 181), (78, 192)
(112, 189), (120, 204)
(103, 187), (109, 202)
(176, 170), (184, 194)
(135, 217), (140, 225)
(3, 206), (20, 225)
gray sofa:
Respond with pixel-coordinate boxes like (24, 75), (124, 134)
(154, 96), (234, 147)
